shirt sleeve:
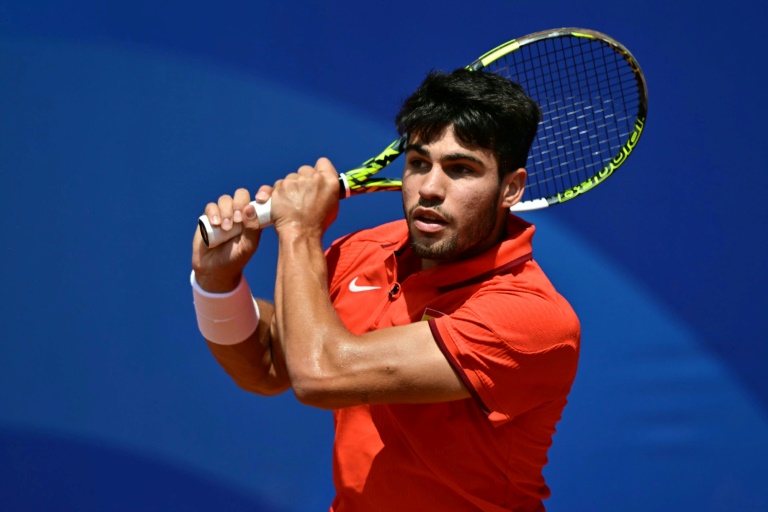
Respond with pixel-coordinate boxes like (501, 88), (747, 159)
(429, 287), (580, 427)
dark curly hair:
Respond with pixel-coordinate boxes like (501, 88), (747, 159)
(395, 69), (540, 176)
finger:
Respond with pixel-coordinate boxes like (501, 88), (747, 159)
(255, 185), (273, 203)
(239, 212), (263, 249)
(244, 185), (273, 228)
(245, 185), (273, 224)
(297, 165), (316, 177)
(203, 202), (222, 227)
(315, 157), (339, 178)
(232, 188), (251, 224)
(217, 194), (235, 231)
(315, 158), (341, 194)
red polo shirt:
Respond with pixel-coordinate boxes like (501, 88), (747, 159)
(326, 215), (580, 512)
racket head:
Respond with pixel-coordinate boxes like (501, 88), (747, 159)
(469, 28), (648, 211)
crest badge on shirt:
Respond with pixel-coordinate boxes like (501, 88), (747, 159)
(421, 308), (446, 321)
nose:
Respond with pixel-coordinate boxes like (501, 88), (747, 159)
(418, 165), (447, 202)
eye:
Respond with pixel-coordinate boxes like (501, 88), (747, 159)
(407, 157), (430, 171)
(449, 164), (477, 176)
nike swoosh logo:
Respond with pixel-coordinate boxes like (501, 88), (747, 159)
(349, 277), (382, 293)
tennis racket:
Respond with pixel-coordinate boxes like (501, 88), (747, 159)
(199, 27), (648, 248)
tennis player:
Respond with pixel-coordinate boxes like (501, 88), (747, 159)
(191, 69), (580, 512)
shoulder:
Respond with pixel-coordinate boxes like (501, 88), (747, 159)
(438, 260), (580, 354)
(429, 262), (580, 423)
(479, 261), (580, 350)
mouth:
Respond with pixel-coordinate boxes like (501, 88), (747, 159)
(411, 207), (448, 234)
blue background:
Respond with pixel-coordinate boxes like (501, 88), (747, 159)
(2, 1), (767, 510)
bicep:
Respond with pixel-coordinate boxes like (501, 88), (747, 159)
(296, 321), (470, 409)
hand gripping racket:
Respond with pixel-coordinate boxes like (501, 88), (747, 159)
(199, 27), (648, 248)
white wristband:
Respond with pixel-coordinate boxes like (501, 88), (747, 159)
(190, 270), (260, 345)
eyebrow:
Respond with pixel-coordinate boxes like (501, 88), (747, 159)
(404, 143), (485, 166)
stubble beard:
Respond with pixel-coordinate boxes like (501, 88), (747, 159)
(405, 193), (500, 263)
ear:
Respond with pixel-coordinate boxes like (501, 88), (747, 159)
(499, 168), (527, 209)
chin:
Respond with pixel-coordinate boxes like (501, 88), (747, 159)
(409, 233), (460, 261)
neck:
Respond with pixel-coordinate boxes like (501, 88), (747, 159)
(419, 211), (509, 271)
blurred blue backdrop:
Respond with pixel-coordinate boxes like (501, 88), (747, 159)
(1, 1), (767, 510)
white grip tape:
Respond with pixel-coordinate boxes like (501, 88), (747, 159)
(190, 271), (260, 345)
(198, 198), (273, 248)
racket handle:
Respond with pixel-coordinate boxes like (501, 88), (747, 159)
(198, 198), (273, 248)
(198, 177), (351, 248)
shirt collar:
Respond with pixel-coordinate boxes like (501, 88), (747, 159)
(390, 214), (535, 290)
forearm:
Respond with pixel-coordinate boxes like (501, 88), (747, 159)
(206, 299), (290, 396)
(274, 227), (349, 401)
(192, 271), (290, 396)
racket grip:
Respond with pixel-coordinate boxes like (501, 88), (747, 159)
(199, 175), (347, 248)
(198, 198), (273, 248)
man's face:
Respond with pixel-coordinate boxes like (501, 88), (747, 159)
(401, 125), (520, 268)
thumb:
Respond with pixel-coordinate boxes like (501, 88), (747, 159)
(242, 185), (274, 230)
(315, 157), (340, 180)
(237, 221), (262, 255)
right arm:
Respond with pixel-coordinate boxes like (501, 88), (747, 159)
(191, 187), (290, 396)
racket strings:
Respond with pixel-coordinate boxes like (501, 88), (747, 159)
(486, 35), (642, 200)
